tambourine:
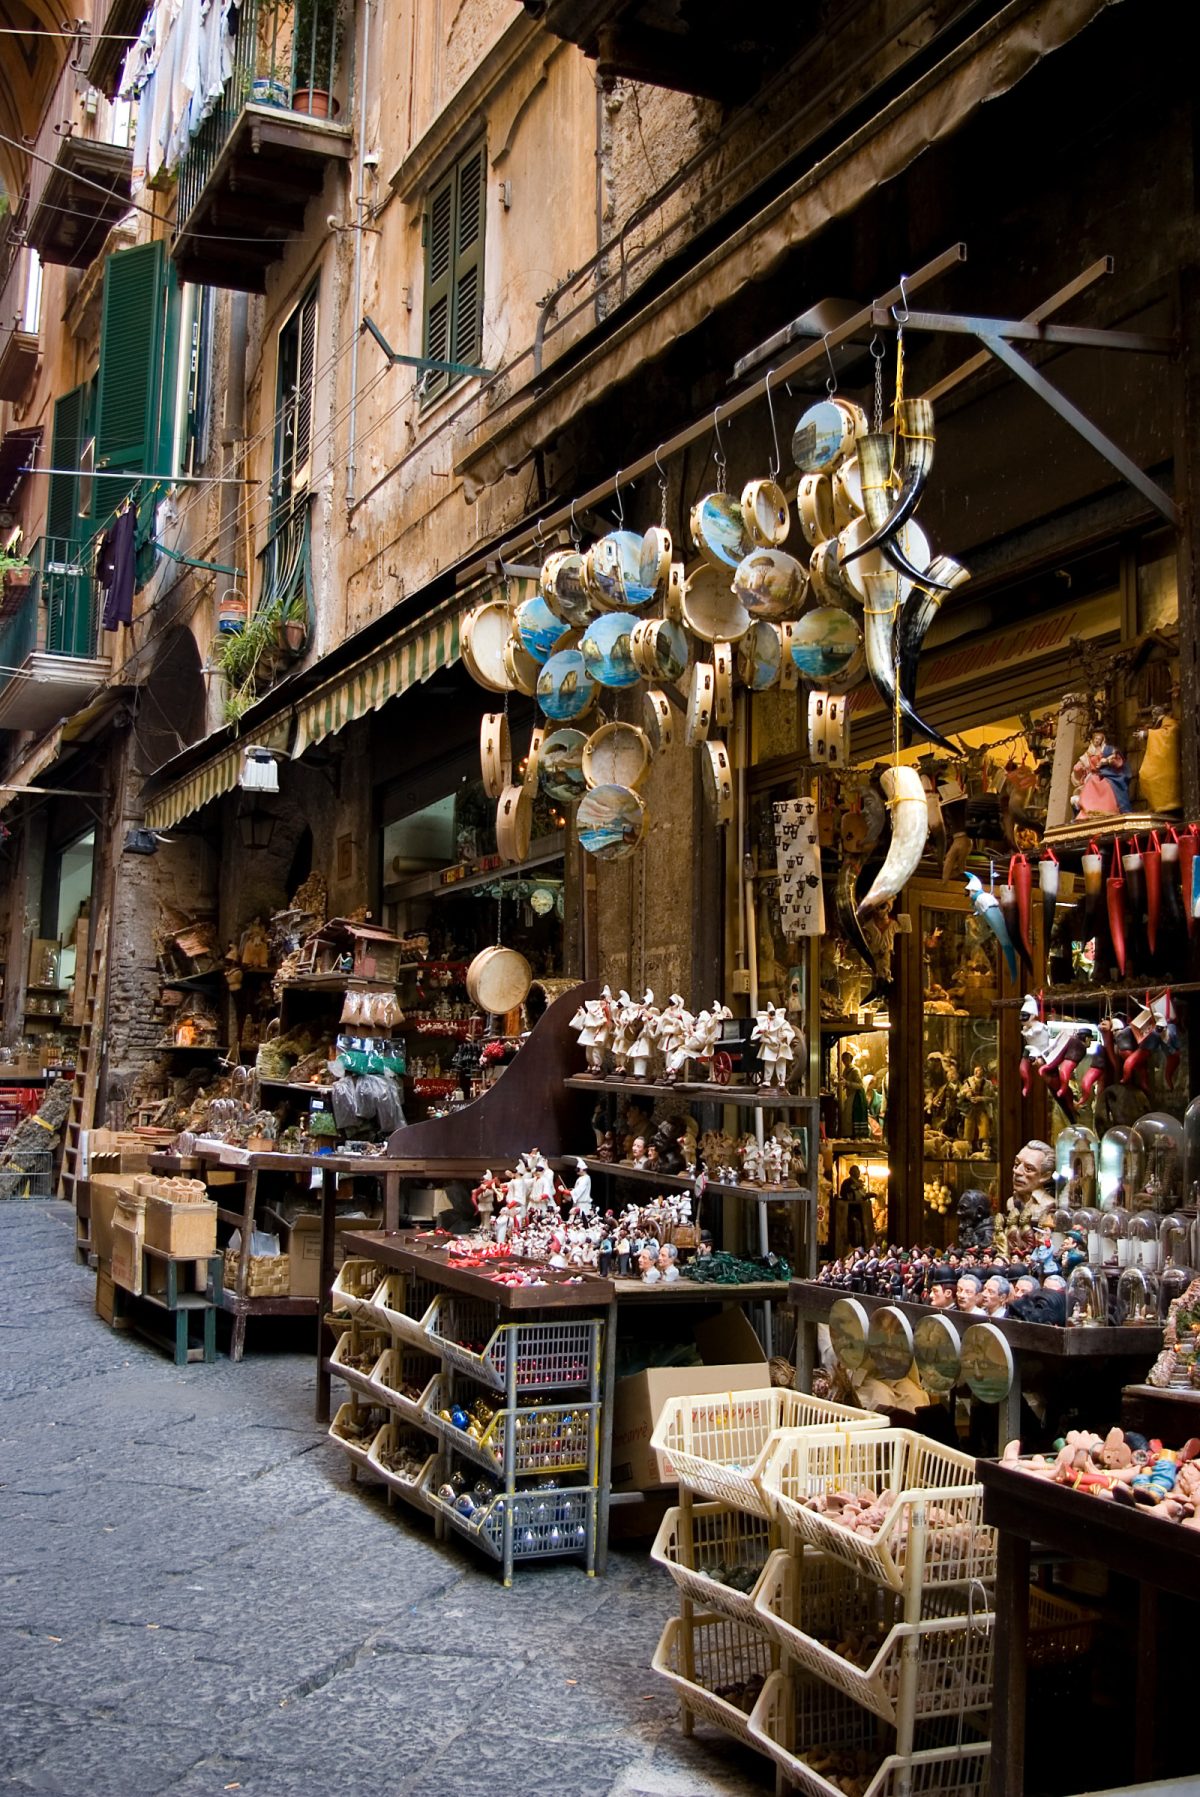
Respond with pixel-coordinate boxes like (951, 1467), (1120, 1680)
(832, 454), (865, 528)
(466, 944), (532, 1015)
(460, 600), (511, 693)
(712, 641), (734, 727)
(585, 530), (655, 611)
(480, 712), (512, 798)
(791, 397), (867, 475)
(643, 687), (675, 755)
(839, 513), (932, 604)
(797, 471), (835, 546)
(639, 526), (672, 598)
(630, 616), (690, 684)
(576, 782), (647, 861)
(740, 478), (790, 548)
(663, 561), (686, 623)
(540, 549), (592, 627)
(502, 633), (540, 696)
(689, 492), (753, 571)
(514, 594), (563, 663)
(806, 689), (848, 767)
(581, 721), (651, 791)
(536, 648), (595, 722)
(702, 739), (733, 824)
(580, 611), (641, 688)
(732, 546), (806, 621)
(777, 621), (799, 691)
(538, 727), (588, 801)
(682, 563), (750, 643)
(790, 607), (863, 684)
(496, 783), (533, 863)
(737, 620), (783, 692)
(522, 724), (545, 793)
(809, 538), (860, 612)
(685, 661), (714, 747)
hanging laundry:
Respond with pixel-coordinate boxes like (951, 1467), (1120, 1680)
(97, 508), (137, 629)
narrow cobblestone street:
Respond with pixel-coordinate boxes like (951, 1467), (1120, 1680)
(0, 1200), (768, 1797)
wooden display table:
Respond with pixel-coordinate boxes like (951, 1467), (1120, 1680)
(789, 1278), (1161, 1447)
(981, 1457), (1200, 1796)
(113, 1245), (222, 1365)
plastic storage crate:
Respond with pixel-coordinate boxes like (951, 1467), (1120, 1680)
(649, 1388), (881, 1514)
(372, 1271), (439, 1347)
(328, 1401), (388, 1473)
(758, 1428), (996, 1593)
(650, 1501), (777, 1625)
(426, 1295), (602, 1393)
(330, 1258), (383, 1319)
(328, 1326), (390, 1399)
(422, 1467), (596, 1563)
(422, 1375), (596, 1479)
(367, 1420), (436, 1505)
(651, 1611), (776, 1749)
(753, 1550), (994, 1724)
(371, 1349), (440, 1426)
(749, 1672), (991, 1797)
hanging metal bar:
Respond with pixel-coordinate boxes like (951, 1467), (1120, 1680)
(920, 256), (1115, 406)
(873, 307), (1173, 355)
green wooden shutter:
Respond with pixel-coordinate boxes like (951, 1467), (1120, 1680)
(94, 240), (165, 499)
(292, 286), (318, 491)
(451, 142), (485, 371)
(45, 384), (86, 544)
(422, 168), (455, 402)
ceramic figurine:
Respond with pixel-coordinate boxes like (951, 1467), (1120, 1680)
(1004, 1139), (1055, 1235)
(626, 990), (659, 1081)
(656, 994), (694, 1083)
(472, 1170), (499, 1227)
(637, 1246), (661, 1284)
(609, 989), (638, 1075)
(751, 1002), (798, 1090)
(955, 1271), (983, 1311)
(658, 1243), (681, 1283)
(567, 1157), (593, 1218)
(570, 989), (611, 1076)
(1071, 725), (1132, 817)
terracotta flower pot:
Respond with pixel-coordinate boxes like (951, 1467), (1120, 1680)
(283, 619), (307, 653)
(292, 88), (339, 119)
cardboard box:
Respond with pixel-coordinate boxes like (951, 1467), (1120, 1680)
(610, 1308), (770, 1493)
(95, 1267), (130, 1329)
(143, 1194), (218, 1258)
(285, 1212), (382, 1298)
(88, 1174), (134, 1267)
(110, 1203), (145, 1296)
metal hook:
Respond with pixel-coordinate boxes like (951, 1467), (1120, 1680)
(614, 471), (625, 527)
(891, 274), (910, 325)
(764, 369), (781, 482)
(712, 406), (727, 480)
(821, 333), (838, 397)
(654, 444), (667, 486)
(533, 516), (546, 550)
(569, 498), (581, 546)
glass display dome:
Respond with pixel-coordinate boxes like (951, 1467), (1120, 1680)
(1128, 1213), (1161, 1274)
(1116, 1265), (1159, 1326)
(1055, 1125), (1098, 1207)
(1098, 1126), (1145, 1210)
(1130, 1112), (1185, 1214)
(1071, 1206), (1103, 1268)
(1183, 1092), (1200, 1208)
(1065, 1263), (1109, 1326)
(1099, 1207), (1132, 1271)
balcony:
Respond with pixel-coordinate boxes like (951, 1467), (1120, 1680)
(24, 53), (134, 268)
(172, 0), (352, 294)
(0, 537), (111, 733)
(0, 209), (42, 404)
(86, 0), (152, 99)
(523, 1), (817, 100)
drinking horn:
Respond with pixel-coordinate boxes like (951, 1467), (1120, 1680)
(863, 565), (958, 752)
(839, 407), (952, 588)
(836, 854), (890, 997)
(857, 765), (928, 917)
(897, 554), (972, 705)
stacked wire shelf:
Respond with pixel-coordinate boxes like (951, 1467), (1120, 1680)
(326, 1261), (606, 1582)
(648, 1394), (995, 1797)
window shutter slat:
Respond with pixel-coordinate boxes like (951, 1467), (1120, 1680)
(94, 240), (164, 490)
(422, 166), (456, 401)
(293, 288), (318, 489)
(46, 384), (85, 542)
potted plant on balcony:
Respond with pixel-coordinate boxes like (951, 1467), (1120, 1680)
(278, 587), (308, 656)
(291, 0), (342, 118)
(0, 550), (31, 615)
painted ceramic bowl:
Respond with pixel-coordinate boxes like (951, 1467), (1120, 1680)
(538, 728), (589, 802)
(689, 492), (754, 571)
(576, 783), (647, 860)
(732, 546), (807, 621)
(788, 606), (863, 682)
(537, 648), (596, 721)
(514, 594), (566, 663)
(580, 611), (642, 688)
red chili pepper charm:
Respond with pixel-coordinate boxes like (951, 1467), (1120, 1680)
(1144, 831), (1162, 957)
(1010, 853), (1034, 971)
(1106, 838), (1128, 977)
(1178, 826), (1198, 938)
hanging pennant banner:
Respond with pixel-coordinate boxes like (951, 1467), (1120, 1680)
(774, 796), (825, 937)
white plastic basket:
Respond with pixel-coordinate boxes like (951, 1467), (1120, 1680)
(371, 1271), (439, 1346)
(649, 1388), (881, 1514)
(758, 1428), (995, 1593)
(753, 1551), (993, 1723)
(749, 1673), (990, 1797)
(372, 1348), (441, 1427)
(651, 1612), (776, 1750)
(328, 1325), (390, 1399)
(329, 1257), (382, 1318)
(328, 1400), (387, 1473)
(366, 1420), (436, 1506)
(650, 1502), (777, 1625)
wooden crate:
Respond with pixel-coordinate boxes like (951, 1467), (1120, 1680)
(144, 1194), (217, 1258)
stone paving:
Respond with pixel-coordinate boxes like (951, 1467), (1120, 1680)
(0, 1200), (771, 1796)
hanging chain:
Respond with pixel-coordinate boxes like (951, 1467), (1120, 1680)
(871, 335), (885, 434)
(712, 408), (727, 494)
(496, 880), (503, 947)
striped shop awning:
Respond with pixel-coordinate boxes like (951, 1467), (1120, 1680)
(144, 710), (293, 831)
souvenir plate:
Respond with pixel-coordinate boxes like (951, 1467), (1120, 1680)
(866, 1305), (915, 1384)
(703, 739), (733, 824)
(460, 601), (511, 693)
(741, 478), (790, 548)
(540, 549), (592, 627)
(791, 398), (865, 474)
(798, 471), (835, 546)
(502, 634), (540, 696)
(537, 648), (596, 722)
(914, 1312), (962, 1397)
(682, 563), (750, 644)
(495, 784), (533, 864)
(466, 944), (532, 1015)
(577, 783), (647, 861)
(789, 607), (863, 683)
(712, 641), (734, 727)
(480, 712), (511, 799)
(685, 661), (714, 747)
(737, 620), (783, 692)
(732, 546), (807, 621)
(643, 687), (675, 754)
(630, 616), (690, 684)
(961, 1323), (1015, 1405)
(582, 721), (652, 791)
(514, 594), (564, 664)
(829, 1296), (870, 1371)
(640, 526), (673, 598)
(539, 727), (588, 802)
(580, 611), (642, 688)
(690, 492), (753, 571)
(586, 530), (657, 611)
(522, 724), (545, 792)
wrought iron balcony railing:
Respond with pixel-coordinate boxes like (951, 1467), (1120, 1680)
(0, 536), (110, 731)
(0, 203), (41, 402)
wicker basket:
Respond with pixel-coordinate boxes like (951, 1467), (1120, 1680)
(224, 1247), (291, 1297)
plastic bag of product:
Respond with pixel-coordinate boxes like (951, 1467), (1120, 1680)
(330, 1074), (364, 1130)
(227, 1228), (281, 1257)
(357, 1073), (404, 1134)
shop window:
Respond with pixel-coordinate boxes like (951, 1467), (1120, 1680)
(272, 283), (319, 516)
(421, 140), (485, 404)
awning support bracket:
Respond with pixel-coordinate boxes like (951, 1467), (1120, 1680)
(361, 315), (493, 382)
